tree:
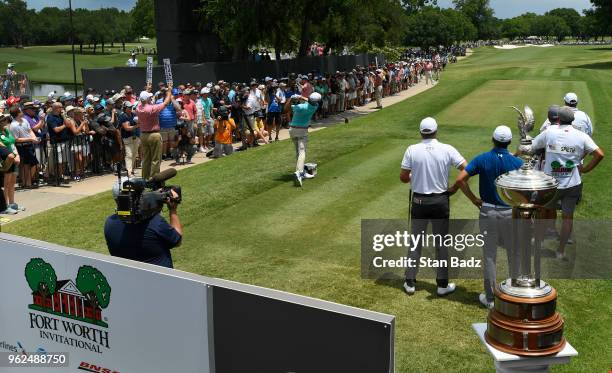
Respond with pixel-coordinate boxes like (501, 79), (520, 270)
(76, 265), (111, 322)
(580, 9), (601, 40)
(131, 0), (155, 38)
(115, 12), (134, 52)
(530, 15), (571, 41)
(401, 0), (437, 14)
(453, 0), (495, 40)
(25, 258), (57, 309)
(0, 0), (30, 46)
(546, 8), (582, 37)
(590, 0), (612, 36)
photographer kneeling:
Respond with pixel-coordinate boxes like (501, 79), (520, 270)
(104, 171), (183, 268)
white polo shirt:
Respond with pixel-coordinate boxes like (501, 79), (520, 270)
(570, 108), (593, 136)
(540, 107), (593, 136)
(401, 139), (465, 194)
(531, 125), (598, 189)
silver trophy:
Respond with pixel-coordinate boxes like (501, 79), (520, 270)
(485, 106), (565, 356)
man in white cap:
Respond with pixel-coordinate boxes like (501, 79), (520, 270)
(135, 84), (173, 179)
(541, 93), (593, 136)
(563, 92), (593, 136)
(400, 117), (466, 296)
(451, 125), (523, 308)
(284, 92), (321, 187)
(529, 106), (604, 259)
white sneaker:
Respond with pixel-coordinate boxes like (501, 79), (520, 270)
(403, 281), (415, 295)
(479, 293), (494, 309)
(437, 283), (456, 296)
(1, 207), (18, 215)
(302, 172), (315, 179)
(294, 172), (303, 187)
(199, 146), (206, 153)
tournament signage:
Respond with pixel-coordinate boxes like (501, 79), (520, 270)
(0, 234), (395, 373)
(0, 235), (212, 372)
(26, 259), (111, 353)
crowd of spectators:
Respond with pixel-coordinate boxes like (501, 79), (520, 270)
(0, 46), (463, 215)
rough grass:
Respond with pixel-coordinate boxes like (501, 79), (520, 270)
(5, 46), (612, 372)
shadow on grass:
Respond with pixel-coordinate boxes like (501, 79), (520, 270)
(587, 47), (612, 51)
(374, 277), (482, 308)
(570, 61), (612, 70)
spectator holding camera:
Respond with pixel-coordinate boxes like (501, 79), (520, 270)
(136, 84), (173, 179)
(105, 181), (183, 268)
(213, 106), (236, 158)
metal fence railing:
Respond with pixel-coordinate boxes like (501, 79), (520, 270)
(1, 73), (30, 99)
(25, 134), (121, 187)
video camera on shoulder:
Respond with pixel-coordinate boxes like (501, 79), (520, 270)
(114, 164), (182, 224)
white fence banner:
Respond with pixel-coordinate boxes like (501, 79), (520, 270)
(162, 58), (173, 86)
(146, 57), (153, 85)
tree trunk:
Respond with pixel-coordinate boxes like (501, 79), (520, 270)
(102, 40), (105, 54)
(80, 43), (83, 54)
(298, 18), (312, 57)
(122, 42), (126, 52)
(93, 42), (97, 54)
(111, 41), (114, 48)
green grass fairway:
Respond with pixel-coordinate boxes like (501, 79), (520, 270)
(0, 41), (155, 84)
(5, 46), (612, 372)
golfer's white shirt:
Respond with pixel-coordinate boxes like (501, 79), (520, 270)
(532, 125), (598, 189)
(126, 58), (138, 67)
(570, 108), (593, 136)
(540, 107), (593, 136)
(401, 139), (465, 194)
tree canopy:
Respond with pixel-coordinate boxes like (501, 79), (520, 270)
(76, 265), (112, 310)
(25, 258), (57, 299)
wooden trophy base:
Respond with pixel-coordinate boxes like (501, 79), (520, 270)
(485, 284), (565, 357)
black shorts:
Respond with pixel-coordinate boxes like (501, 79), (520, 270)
(545, 183), (582, 214)
(267, 111), (281, 125)
(16, 144), (39, 166)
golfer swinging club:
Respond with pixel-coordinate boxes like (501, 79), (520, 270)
(285, 92), (321, 187)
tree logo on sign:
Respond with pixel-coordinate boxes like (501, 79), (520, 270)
(25, 258), (112, 328)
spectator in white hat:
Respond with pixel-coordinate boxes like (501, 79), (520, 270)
(451, 125), (524, 308)
(400, 117), (466, 296)
(135, 84), (173, 179)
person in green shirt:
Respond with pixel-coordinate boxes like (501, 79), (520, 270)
(314, 78), (327, 120)
(0, 114), (19, 213)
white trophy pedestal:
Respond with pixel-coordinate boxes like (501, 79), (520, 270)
(472, 323), (578, 373)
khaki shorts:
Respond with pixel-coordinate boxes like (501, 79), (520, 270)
(160, 128), (177, 142)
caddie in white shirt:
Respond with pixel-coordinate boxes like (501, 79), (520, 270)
(400, 117), (467, 296)
(540, 93), (593, 136)
(530, 106), (604, 259)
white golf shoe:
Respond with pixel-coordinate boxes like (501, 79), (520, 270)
(294, 172), (303, 187)
(479, 293), (494, 309)
(403, 281), (415, 295)
(437, 283), (456, 296)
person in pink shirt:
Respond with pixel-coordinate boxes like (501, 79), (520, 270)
(300, 76), (314, 97)
(136, 85), (172, 179)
